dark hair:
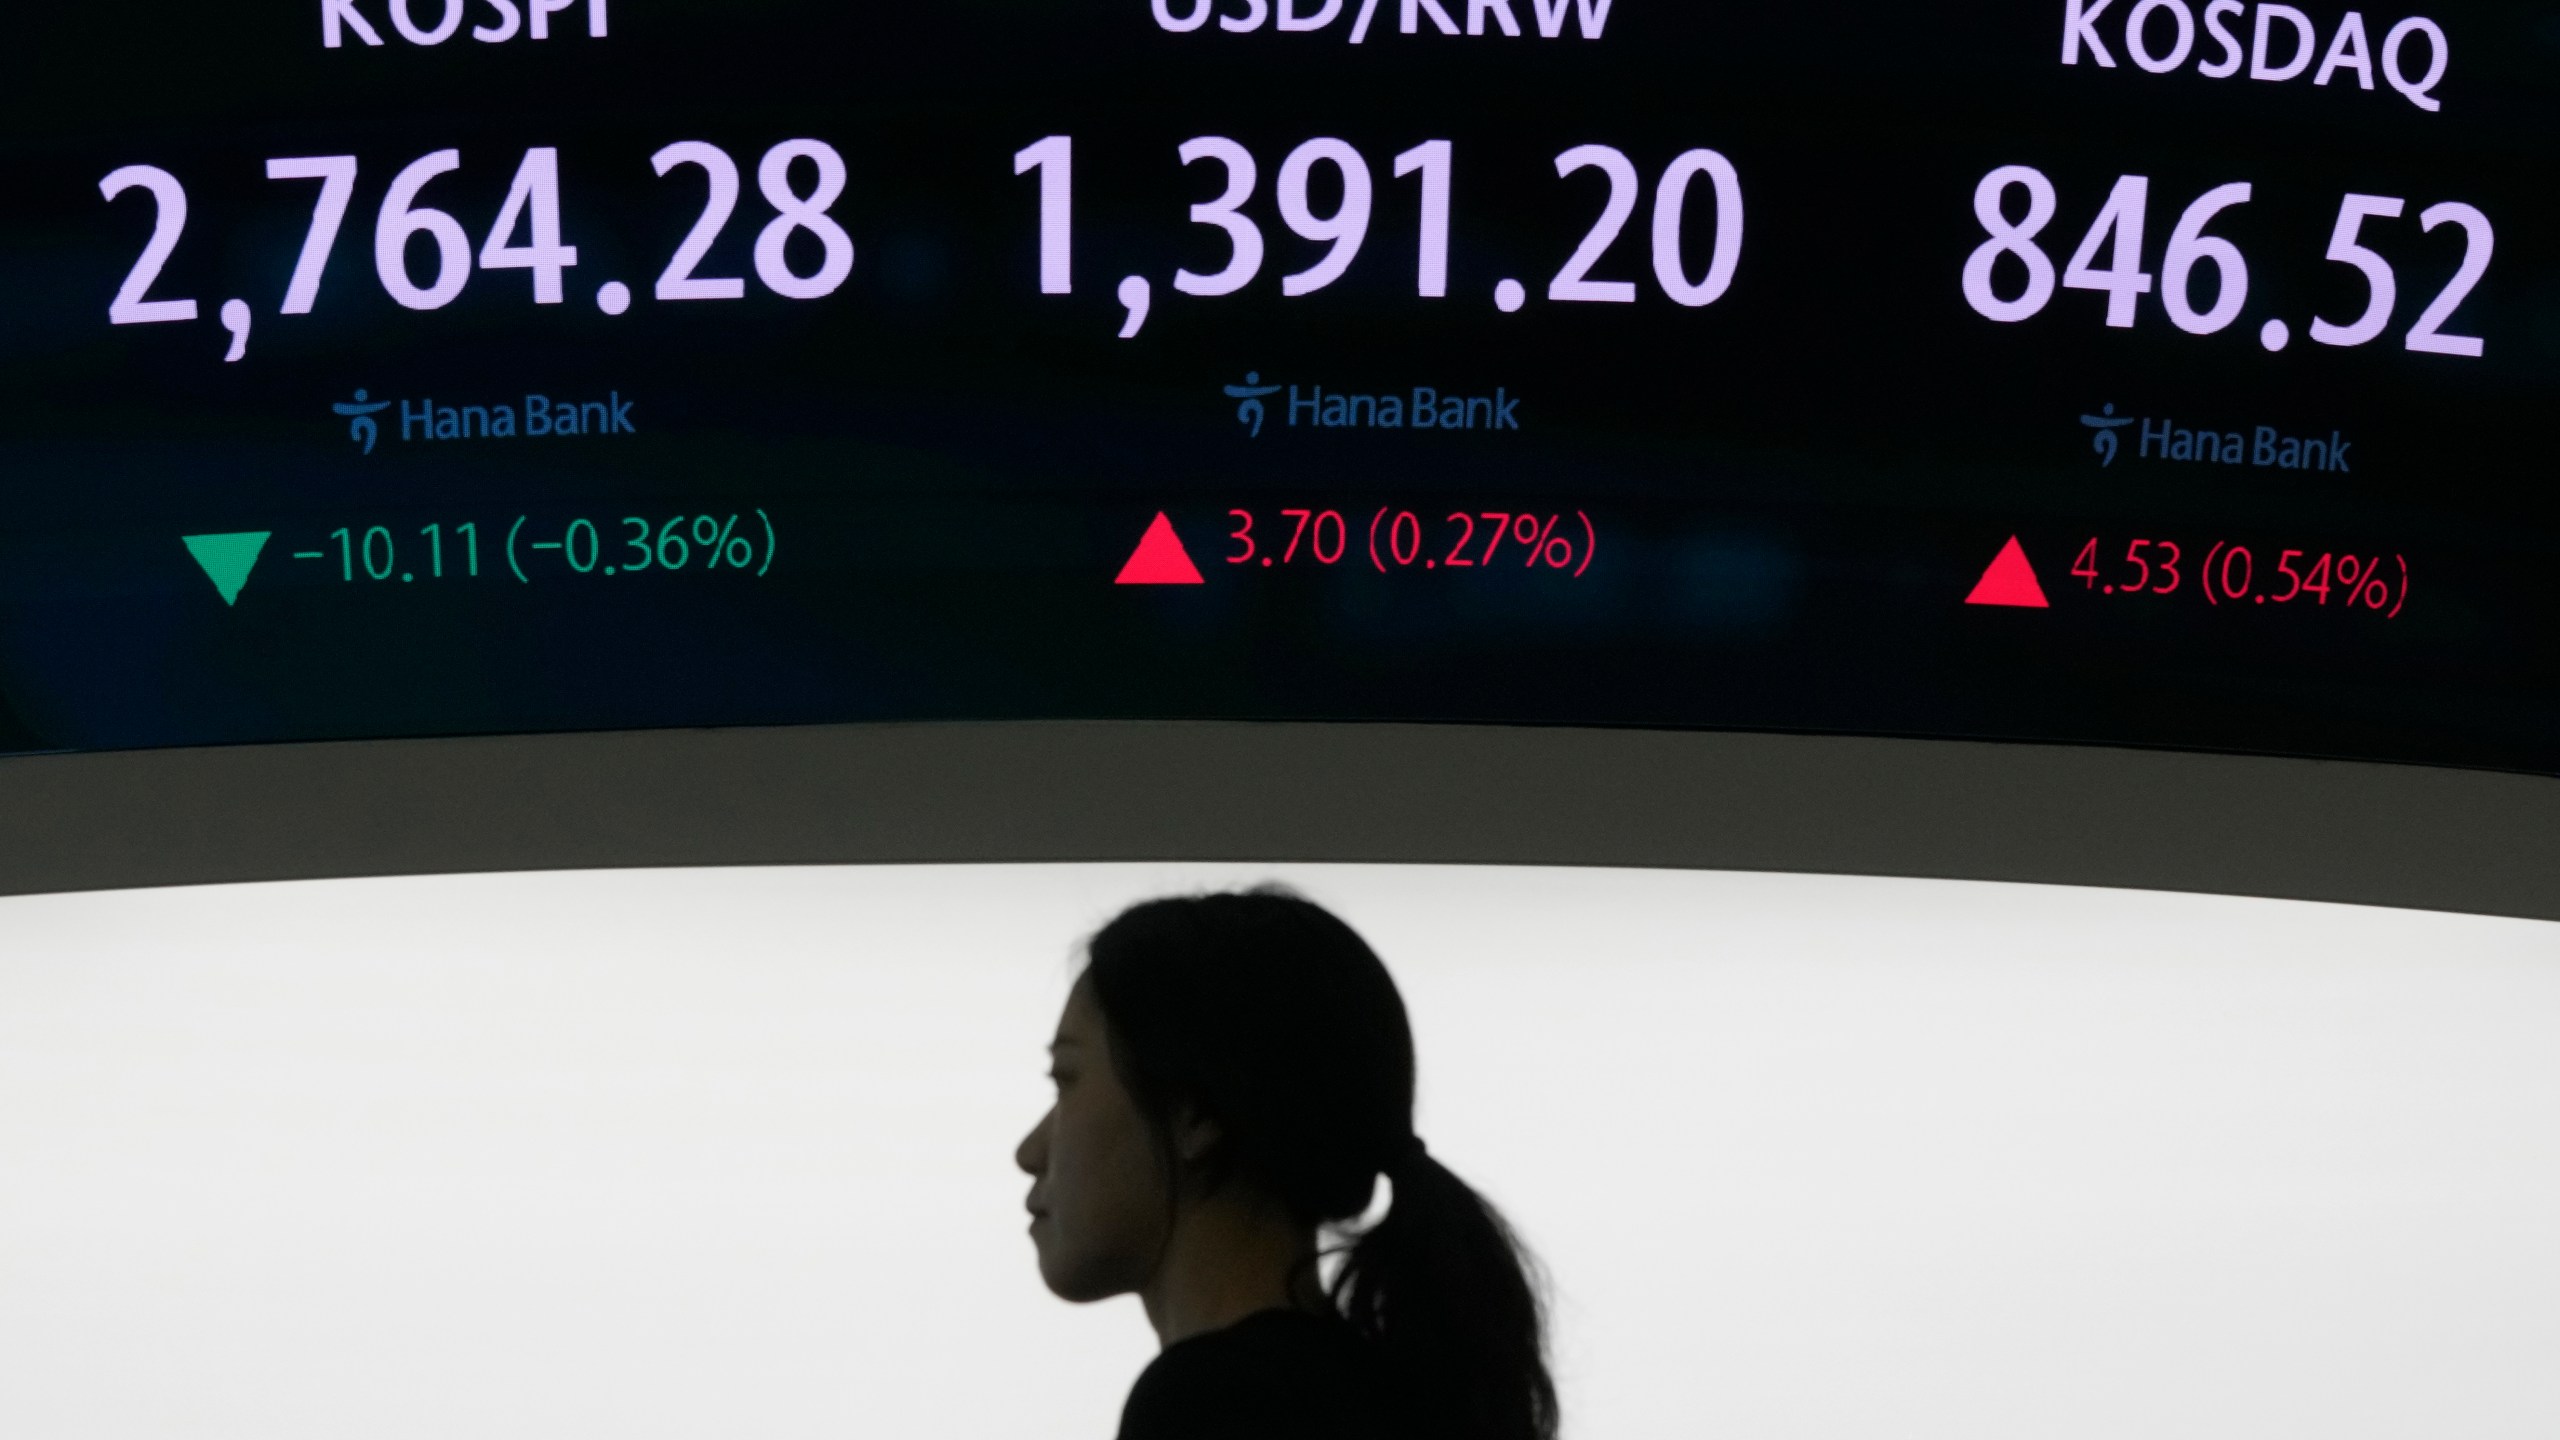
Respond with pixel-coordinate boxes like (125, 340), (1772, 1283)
(1083, 888), (1558, 1440)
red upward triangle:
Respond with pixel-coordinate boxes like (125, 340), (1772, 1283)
(1965, 536), (2050, 609)
(1116, 512), (1205, 586)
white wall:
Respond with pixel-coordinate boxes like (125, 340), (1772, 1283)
(2, 865), (2555, 1440)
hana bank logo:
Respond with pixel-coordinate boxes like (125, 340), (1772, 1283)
(2076, 402), (2355, 473)
(1220, 372), (1523, 436)
(1225, 372), (1285, 437)
(2081, 403), (2135, 467)
(328, 387), (637, 450)
(336, 389), (394, 454)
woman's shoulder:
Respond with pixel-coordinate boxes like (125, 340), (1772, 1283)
(1118, 1309), (1397, 1440)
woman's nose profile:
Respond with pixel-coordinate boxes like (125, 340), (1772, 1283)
(1015, 1107), (1048, 1178)
(1015, 887), (1556, 1440)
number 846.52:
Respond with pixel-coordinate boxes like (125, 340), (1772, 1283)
(1961, 164), (2489, 358)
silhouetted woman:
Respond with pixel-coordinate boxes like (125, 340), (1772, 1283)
(1016, 888), (1558, 1440)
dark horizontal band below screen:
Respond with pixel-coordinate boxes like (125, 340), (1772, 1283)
(0, 721), (2551, 920)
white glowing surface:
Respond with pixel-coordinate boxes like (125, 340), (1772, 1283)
(2, 866), (2554, 1439)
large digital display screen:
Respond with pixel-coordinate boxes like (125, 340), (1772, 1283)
(3, 4), (2553, 769)
(5, 864), (2556, 1438)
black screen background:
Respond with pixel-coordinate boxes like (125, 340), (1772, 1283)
(0, 1), (2553, 771)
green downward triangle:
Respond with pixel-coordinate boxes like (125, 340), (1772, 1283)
(183, 532), (271, 607)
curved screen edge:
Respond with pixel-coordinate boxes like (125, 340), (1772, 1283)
(0, 722), (2551, 919)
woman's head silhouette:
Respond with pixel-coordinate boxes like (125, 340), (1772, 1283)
(1017, 887), (1557, 1440)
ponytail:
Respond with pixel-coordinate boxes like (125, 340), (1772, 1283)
(1084, 888), (1558, 1440)
(1336, 1144), (1557, 1440)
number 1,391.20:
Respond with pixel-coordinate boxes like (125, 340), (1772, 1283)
(1016, 135), (1744, 311)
